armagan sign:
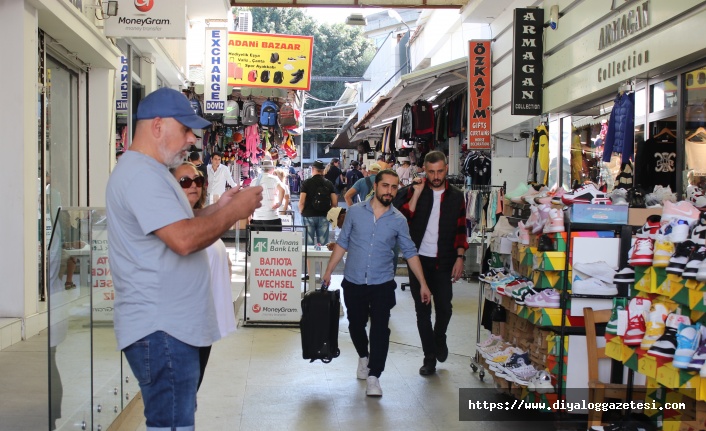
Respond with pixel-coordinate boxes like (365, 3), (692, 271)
(203, 28), (228, 114)
(467, 40), (491, 150)
(104, 0), (187, 39)
(511, 8), (544, 116)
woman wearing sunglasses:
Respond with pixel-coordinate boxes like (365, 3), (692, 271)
(172, 162), (237, 392)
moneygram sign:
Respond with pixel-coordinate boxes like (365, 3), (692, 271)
(105, 0), (186, 39)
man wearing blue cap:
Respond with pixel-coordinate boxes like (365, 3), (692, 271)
(106, 87), (263, 430)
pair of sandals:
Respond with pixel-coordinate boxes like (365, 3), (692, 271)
(65, 282), (76, 290)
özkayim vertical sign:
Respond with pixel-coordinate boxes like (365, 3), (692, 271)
(511, 8), (544, 116)
(115, 56), (128, 113)
(467, 41), (492, 150)
(204, 28), (228, 114)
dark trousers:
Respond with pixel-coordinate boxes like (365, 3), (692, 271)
(250, 218), (282, 232)
(408, 255), (454, 358)
(197, 345), (212, 391)
(341, 278), (397, 378)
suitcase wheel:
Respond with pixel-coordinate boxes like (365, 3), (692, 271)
(322, 357), (332, 364)
(334, 348), (340, 358)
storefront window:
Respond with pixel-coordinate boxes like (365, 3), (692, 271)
(569, 102), (613, 190)
(684, 66), (706, 197)
(650, 77), (678, 112)
(546, 118), (560, 188)
(41, 56), (80, 303)
(560, 116), (572, 189)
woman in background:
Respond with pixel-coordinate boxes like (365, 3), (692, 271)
(172, 162), (237, 391)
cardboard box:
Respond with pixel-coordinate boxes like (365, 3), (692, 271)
(628, 207), (663, 227)
(503, 202), (514, 217)
(511, 202), (532, 219)
(570, 204), (629, 224)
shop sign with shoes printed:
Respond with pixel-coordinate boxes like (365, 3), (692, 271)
(227, 32), (313, 91)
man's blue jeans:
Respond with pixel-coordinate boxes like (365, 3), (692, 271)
(123, 331), (200, 431)
(302, 216), (329, 246)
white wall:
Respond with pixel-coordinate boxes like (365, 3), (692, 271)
(88, 68), (117, 207)
(0, 0), (39, 318)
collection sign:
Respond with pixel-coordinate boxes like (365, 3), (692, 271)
(247, 231), (302, 322)
(511, 8), (544, 116)
(104, 0), (187, 39)
(203, 28), (228, 114)
(467, 40), (492, 150)
(600, 1), (650, 50)
(227, 32), (314, 91)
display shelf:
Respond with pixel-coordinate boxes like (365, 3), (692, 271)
(605, 337), (704, 399)
(532, 269), (569, 289)
(529, 232), (568, 252)
(533, 251), (567, 271)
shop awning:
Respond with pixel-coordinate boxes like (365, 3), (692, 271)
(303, 103), (357, 131)
(355, 57), (468, 131)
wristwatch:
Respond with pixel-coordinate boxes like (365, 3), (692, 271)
(457, 254), (466, 261)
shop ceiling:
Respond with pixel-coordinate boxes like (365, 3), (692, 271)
(227, 0), (511, 22)
(229, 0), (464, 8)
(356, 57), (468, 130)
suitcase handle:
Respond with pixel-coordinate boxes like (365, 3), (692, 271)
(319, 281), (329, 291)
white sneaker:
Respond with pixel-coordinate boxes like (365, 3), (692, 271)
(357, 357), (369, 380)
(572, 276), (618, 296)
(572, 261), (617, 284)
(366, 376), (382, 397)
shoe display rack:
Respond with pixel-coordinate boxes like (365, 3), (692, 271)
(605, 262), (706, 430)
(556, 221), (633, 404)
(473, 214), (635, 415)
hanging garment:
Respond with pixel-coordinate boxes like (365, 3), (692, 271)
(530, 124), (549, 184)
(603, 92), (635, 164)
(486, 190), (498, 230)
(463, 152), (492, 186)
(571, 130), (583, 184)
(399, 103), (413, 141)
(686, 134), (706, 174)
(244, 124), (259, 161)
(412, 100), (435, 138)
(634, 138), (677, 191)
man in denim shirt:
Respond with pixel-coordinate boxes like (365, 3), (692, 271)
(322, 169), (431, 397)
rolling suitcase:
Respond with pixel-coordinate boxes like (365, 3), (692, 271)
(300, 284), (341, 363)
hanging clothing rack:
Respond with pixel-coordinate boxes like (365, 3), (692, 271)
(466, 181), (506, 379)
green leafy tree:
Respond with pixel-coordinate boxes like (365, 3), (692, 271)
(246, 8), (375, 144)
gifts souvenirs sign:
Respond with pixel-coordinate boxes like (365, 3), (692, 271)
(467, 40), (492, 150)
(228, 32), (314, 91)
(511, 8), (544, 116)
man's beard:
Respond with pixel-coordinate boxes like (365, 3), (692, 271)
(375, 193), (393, 207)
(160, 146), (185, 169)
(429, 177), (445, 188)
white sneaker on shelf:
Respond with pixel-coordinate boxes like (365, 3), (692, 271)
(357, 357), (369, 380)
(572, 276), (618, 296)
(366, 376), (383, 397)
(572, 261), (617, 284)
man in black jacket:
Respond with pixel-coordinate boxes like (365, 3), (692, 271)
(397, 151), (467, 376)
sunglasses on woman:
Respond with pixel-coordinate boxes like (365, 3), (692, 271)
(179, 175), (205, 188)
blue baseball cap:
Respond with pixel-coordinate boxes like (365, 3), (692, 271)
(135, 88), (211, 129)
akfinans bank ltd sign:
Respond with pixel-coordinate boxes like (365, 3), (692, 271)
(105, 0), (186, 39)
